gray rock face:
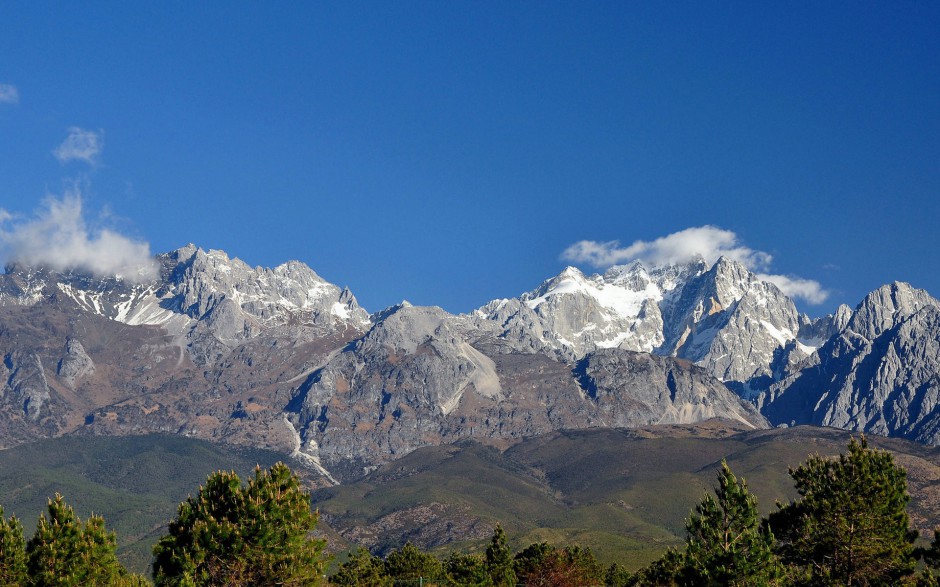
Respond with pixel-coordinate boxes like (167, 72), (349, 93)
(287, 303), (506, 473)
(662, 258), (810, 385)
(2, 351), (50, 420)
(574, 349), (767, 429)
(56, 338), (95, 387)
(470, 257), (810, 389)
(165, 246), (369, 332)
(2, 245), (371, 365)
(759, 283), (940, 444)
(3, 243), (939, 477)
(284, 303), (766, 478)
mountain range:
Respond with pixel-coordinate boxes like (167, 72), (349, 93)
(2, 244), (939, 482)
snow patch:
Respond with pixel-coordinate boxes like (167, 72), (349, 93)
(525, 270), (664, 322)
(331, 301), (351, 320)
(760, 320), (795, 346)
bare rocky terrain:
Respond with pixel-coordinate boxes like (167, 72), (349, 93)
(1, 245), (939, 485)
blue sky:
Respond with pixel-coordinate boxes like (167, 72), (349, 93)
(1, 2), (938, 316)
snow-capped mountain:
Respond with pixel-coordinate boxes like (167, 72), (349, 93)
(2, 244), (940, 481)
(470, 256), (817, 391)
(759, 282), (940, 443)
(0, 246), (767, 479)
(2, 245), (370, 364)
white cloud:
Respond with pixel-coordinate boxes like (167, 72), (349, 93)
(53, 127), (103, 165)
(0, 84), (18, 104)
(0, 191), (158, 282)
(757, 274), (830, 305)
(561, 225), (829, 304)
(561, 226), (773, 270)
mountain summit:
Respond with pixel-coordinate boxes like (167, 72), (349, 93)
(471, 256), (815, 390)
(1, 245), (939, 482)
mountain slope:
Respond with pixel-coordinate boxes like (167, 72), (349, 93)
(313, 423), (940, 567)
(759, 282), (940, 444)
(470, 257), (815, 389)
(0, 247), (766, 480)
(286, 302), (766, 479)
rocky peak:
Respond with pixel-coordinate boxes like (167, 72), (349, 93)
(471, 255), (809, 388)
(759, 287), (940, 446)
(3, 244), (371, 365)
(846, 282), (938, 340)
(522, 266), (591, 304)
(359, 304), (455, 354)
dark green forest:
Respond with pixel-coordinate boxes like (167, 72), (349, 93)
(3, 437), (940, 586)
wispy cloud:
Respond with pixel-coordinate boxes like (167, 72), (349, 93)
(756, 274), (829, 305)
(561, 226), (773, 270)
(0, 191), (158, 282)
(0, 84), (17, 104)
(561, 226), (830, 304)
(53, 127), (103, 165)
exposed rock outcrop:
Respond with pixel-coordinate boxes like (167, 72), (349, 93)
(56, 338), (95, 387)
(759, 283), (940, 444)
(470, 257), (811, 389)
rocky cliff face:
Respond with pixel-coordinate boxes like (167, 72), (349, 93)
(2, 350), (51, 421)
(470, 257), (812, 390)
(3, 245), (940, 481)
(285, 302), (765, 479)
(3, 245), (371, 366)
(0, 247), (767, 480)
(759, 283), (940, 444)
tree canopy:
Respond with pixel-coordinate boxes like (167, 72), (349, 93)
(152, 462), (327, 586)
(25, 494), (144, 587)
(0, 506), (26, 587)
(681, 461), (778, 586)
(768, 436), (916, 586)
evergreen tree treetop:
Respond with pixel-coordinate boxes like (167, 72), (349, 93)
(152, 462), (327, 587)
(769, 436), (917, 586)
(0, 505), (26, 587)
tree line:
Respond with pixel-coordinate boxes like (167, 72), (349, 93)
(2, 437), (940, 585)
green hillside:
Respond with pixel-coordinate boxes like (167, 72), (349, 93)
(314, 423), (940, 570)
(0, 434), (290, 573)
(2, 424), (939, 575)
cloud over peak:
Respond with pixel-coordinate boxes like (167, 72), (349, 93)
(561, 226), (830, 304)
(53, 127), (103, 165)
(561, 226), (773, 270)
(0, 191), (158, 282)
(756, 274), (830, 305)
(0, 84), (18, 104)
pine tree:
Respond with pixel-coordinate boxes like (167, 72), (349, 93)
(769, 436), (917, 586)
(484, 524), (516, 587)
(382, 543), (443, 582)
(681, 461), (778, 586)
(911, 527), (940, 586)
(330, 547), (391, 586)
(443, 552), (491, 586)
(921, 528), (940, 571)
(25, 494), (139, 587)
(152, 462), (327, 586)
(604, 562), (633, 587)
(0, 506), (26, 586)
(634, 547), (683, 586)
